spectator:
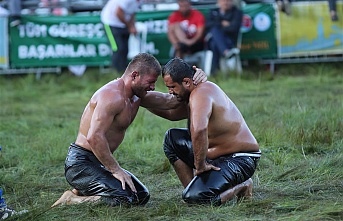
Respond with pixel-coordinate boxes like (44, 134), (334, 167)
(0, 189), (16, 219)
(8, 0), (21, 27)
(277, 0), (291, 16)
(40, 0), (58, 7)
(101, 0), (140, 73)
(0, 146), (28, 219)
(167, 0), (205, 58)
(205, 0), (243, 74)
(328, 0), (338, 21)
(0, 189), (28, 219)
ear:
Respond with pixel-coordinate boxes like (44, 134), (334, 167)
(131, 71), (139, 80)
(182, 77), (192, 87)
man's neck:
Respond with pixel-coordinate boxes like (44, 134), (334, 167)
(181, 10), (191, 17)
(120, 77), (134, 100)
(220, 7), (232, 14)
(188, 81), (199, 93)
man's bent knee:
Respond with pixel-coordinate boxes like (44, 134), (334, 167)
(181, 170), (231, 206)
(136, 190), (150, 206)
(101, 191), (150, 207)
(163, 128), (181, 164)
(182, 178), (222, 206)
(182, 188), (221, 206)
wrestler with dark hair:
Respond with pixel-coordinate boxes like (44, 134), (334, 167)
(148, 58), (261, 206)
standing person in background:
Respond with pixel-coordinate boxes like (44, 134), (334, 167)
(205, 0), (243, 74)
(328, 0), (338, 21)
(101, 0), (140, 73)
(8, 0), (21, 27)
(167, 0), (205, 58)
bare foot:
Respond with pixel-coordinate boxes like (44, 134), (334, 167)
(236, 178), (253, 202)
(51, 190), (101, 207)
(51, 190), (75, 207)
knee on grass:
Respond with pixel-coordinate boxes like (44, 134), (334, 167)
(182, 188), (221, 206)
(101, 191), (150, 207)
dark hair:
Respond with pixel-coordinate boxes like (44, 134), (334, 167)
(126, 53), (161, 76)
(162, 58), (195, 84)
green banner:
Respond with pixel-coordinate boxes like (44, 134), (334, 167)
(240, 3), (277, 59)
(9, 15), (111, 67)
(135, 10), (172, 64)
(278, 2), (343, 57)
(9, 3), (277, 68)
(135, 3), (277, 62)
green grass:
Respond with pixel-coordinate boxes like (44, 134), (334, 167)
(0, 63), (342, 221)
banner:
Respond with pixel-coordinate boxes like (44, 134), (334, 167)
(135, 10), (172, 64)
(9, 3), (277, 67)
(135, 3), (277, 63)
(278, 1), (343, 57)
(0, 16), (8, 69)
(240, 3), (277, 59)
(9, 15), (111, 67)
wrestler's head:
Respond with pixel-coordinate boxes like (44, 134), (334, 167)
(162, 58), (194, 102)
(125, 53), (162, 98)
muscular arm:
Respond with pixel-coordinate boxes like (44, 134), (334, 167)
(141, 92), (188, 120)
(146, 104), (188, 121)
(189, 87), (220, 175)
(87, 91), (121, 173)
(189, 89), (211, 170)
(87, 90), (137, 192)
(140, 91), (181, 109)
(141, 68), (207, 110)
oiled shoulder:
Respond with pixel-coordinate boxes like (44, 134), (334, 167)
(191, 82), (219, 99)
(91, 80), (126, 111)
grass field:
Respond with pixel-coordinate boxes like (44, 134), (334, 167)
(0, 63), (342, 221)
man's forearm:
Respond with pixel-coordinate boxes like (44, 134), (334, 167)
(128, 14), (135, 28)
(88, 137), (120, 173)
(187, 27), (204, 45)
(140, 91), (181, 109)
(123, 18), (132, 29)
(168, 27), (179, 46)
(223, 11), (243, 34)
(192, 129), (208, 169)
(94, 148), (120, 174)
(147, 108), (187, 121)
(116, 8), (133, 29)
